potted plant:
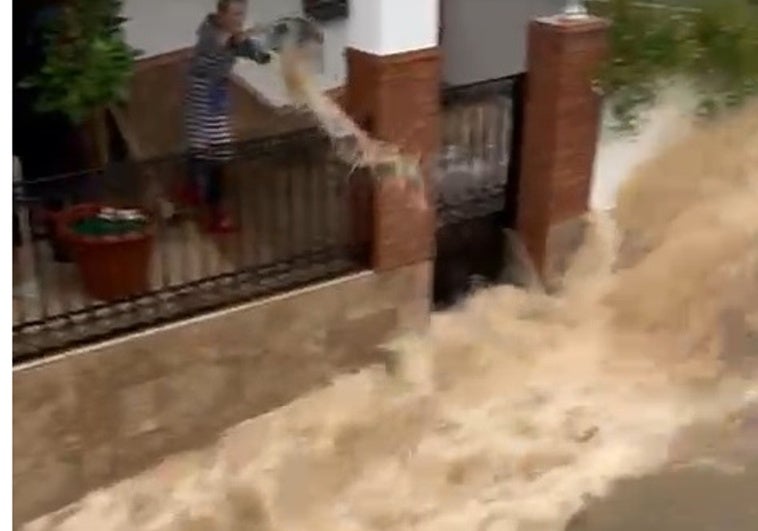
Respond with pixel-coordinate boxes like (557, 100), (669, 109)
(20, 0), (140, 168)
(56, 204), (154, 302)
(20, 0), (140, 263)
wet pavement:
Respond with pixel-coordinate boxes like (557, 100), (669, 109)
(570, 409), (758, 531)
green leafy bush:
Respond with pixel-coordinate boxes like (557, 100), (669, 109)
(20, 0), (140, 124)
(72, 213), (148, 237)
(588, 0), (758, 131)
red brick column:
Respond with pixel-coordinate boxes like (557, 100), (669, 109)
(345, 47), (441, 271)
(516, 16), (609, 278)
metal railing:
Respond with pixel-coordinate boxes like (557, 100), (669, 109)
(12, 128), (373, 363)
(433, 74), (525, 309)
(436, 75), (523, 226)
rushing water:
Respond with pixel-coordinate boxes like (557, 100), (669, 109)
(25, 103), (758, 531)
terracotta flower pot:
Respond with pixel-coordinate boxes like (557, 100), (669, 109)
(56, 204), (154, 302)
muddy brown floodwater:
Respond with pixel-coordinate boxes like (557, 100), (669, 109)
(24, 102), (758, 531)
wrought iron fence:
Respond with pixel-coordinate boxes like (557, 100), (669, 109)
(12, 128), (373, 363)
(433, 74), (525, 308)
(435, 75), (521, 226)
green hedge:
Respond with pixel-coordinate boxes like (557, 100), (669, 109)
(588, 0), (758, 131)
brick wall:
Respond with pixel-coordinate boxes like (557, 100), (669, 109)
(13, 262), (431, 527)
(516, 16), (609, 283)
(345, 47), (441, 272)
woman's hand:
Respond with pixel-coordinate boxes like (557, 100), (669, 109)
(230, 29), (273, 64)
(230, 31), (248, 46)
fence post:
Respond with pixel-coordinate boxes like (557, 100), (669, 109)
(516, 14), (609, 282)
(344, 0), (441, 272)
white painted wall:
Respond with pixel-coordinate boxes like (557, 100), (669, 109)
(349, 0), (438, 55)
(440, 0), (564, 85)
(590, 87), (698, 211)
(123, 0), (204, 59)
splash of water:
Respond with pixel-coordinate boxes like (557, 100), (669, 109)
(24, 103), (758, 531)
(276, 46), (426, 188)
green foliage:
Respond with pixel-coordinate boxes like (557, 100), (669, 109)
(72, 216), (148, 237)
(20, 0), (140, 124)
(588, 0), (758, 131)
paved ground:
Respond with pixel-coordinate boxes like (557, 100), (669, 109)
(570, 408), (758, 531)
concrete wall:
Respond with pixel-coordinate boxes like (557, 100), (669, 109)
(440, 0), (564, 85)
(13, 263), (431, 528)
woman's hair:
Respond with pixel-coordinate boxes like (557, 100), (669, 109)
(216, 0), (246, 13)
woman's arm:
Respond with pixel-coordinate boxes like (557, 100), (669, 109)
(231, 33), (272, 65)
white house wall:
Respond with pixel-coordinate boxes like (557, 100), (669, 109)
(440, 0), (564, 85)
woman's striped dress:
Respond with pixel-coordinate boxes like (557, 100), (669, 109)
(184, 15), (270, 161)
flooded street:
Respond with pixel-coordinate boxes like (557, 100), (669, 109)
(22, 92), (758, 531)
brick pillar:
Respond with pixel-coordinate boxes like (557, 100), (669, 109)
(516, 16), (609, 279)
(345, 47), (441, 271)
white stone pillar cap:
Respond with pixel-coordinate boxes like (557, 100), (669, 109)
(348, 0), (438, 56)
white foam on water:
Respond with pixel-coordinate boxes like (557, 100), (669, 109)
(23, 100), (758, 531)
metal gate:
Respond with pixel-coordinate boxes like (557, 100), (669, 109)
(433, 74), (525, 309)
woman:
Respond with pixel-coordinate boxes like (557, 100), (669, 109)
(183, 0), (272, 233)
